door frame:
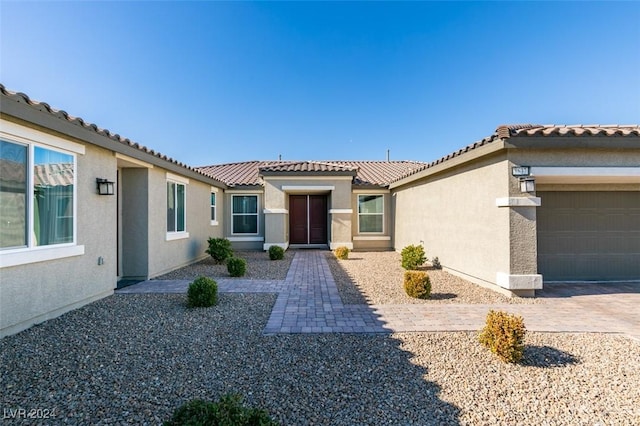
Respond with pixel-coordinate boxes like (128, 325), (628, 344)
(288, 194), (328, 247)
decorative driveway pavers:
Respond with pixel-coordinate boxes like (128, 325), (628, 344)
(117, 251), (640, 340)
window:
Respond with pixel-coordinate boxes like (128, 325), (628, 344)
(358, 194), (384, 233)
(210, 191), (217, 223)
(1, 140), (76, 249)
(167, 181), (186, 233)
(232, 195), (258, 234)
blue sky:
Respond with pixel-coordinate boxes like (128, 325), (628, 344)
(1, 1), (639, 166)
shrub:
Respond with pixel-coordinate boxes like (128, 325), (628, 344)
(227, 257), (247, 277)
(403, 270), (431, 299)
(478, 310), (527, 363)
(268, 245), (285, 260)
(334, 246), (350, 260)
(401, 244), (426, 270)
(431, 256), (442, 270)
(206, 237), (233, 263)
(164, 394), (278, 426)
(187, 276), (218, 308)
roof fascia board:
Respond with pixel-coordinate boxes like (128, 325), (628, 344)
(263, 175), (353, 181)
(504, 135), (640, 150)
(390, 139), (506, 189)
(0, 101), (227, 189)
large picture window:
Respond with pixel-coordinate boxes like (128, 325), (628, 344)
(167, 181), (186, 233)
(0, 140), (76, 249)
(358, 194), (384, 233)
(232, 195), (258, 234)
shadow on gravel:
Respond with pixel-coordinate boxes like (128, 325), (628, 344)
(430, 293), (457, 301)
(325, 253), (369, 305)
(0, 293), (462, 425)
(522, 345), (580, 368)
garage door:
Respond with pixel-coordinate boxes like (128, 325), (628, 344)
(537, 191), (640, 281)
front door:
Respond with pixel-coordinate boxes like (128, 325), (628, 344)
(289, 195), (327, 245)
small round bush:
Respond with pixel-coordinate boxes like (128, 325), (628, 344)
(187, 276), (218, 308)
(227, 257), (247, 277)
(206, 237), (233, 263)
(401, 244), (426, 270)
(165, 394), (278, 426)
(403, 270), (431, 299)
(334, 246), (349, 260)
(431, 256), (442, 270)
(479, 310), (527, 363)
(268, 245), (285, 260)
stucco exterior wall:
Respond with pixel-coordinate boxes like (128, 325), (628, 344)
(392, 153), (511, 288)
(1, 140), (117, 338)
(147, 169), (224, 277)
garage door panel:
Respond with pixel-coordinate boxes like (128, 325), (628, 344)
(537, 191), (640, 281)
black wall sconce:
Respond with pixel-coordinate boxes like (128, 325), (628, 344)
(96, 178), (115, 195)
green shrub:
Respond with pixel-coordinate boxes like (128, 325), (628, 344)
(403, 271), (431, 299)
(187, 276), (218, 308)
(479, 310), (527, 363)
(401, 244), (426, 270)
(334, 246), (349, 260)
(227, 257), (247, 277)
(268, 245), (285, 260)
(164, 394), (278, 426)
(431, 256), (442, 270)
(206, 237), (233, 263)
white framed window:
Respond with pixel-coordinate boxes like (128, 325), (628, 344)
(1, 139), (78, 250)
(358, 194), (384, 233)
(167, 180), (186, 234)
(232, 194), (258, 234)
(210, 190), (218, 225)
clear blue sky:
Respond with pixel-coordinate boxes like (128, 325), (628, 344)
(1, 1), (639, 166)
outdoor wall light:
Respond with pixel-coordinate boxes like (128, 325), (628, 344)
(511, 166), (530, 177)
(96, 178), (115, 195)
(519, 177), (536, 193)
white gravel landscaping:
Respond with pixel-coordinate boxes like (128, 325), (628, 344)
(1, 293), (638, 425)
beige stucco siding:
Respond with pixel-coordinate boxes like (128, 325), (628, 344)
(392, 153), (511, 286)
(1, 142), (117, 338)
(147, 169), (223, 277)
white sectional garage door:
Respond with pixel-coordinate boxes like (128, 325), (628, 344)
(537, 191), (640, 281)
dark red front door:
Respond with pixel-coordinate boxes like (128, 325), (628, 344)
(289, 195), (327, 245)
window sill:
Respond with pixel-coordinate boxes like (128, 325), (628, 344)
(166, 232), (190, 241)
(210, 220), (219, 226)
(0, 245), (85, 268)
(228, 236), (264, 242)
(353, 235), (390, 241)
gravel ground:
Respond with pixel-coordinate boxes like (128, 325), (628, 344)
(155, 250), (294, 281)
(327, 251), (544, 305)
(1, 294), (638, 425)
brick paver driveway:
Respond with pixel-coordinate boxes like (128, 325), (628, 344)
(117, 251), (640, 341)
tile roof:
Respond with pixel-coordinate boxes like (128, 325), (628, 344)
(0, 84), (222, 185)
(197, 160), (427, 187)
(392, 124), (640, 184)
(34, 163), (74, 187)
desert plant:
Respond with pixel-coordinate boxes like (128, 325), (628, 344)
(401, 244), (426, 270)
(431, 256), (442, 270)
(164, 394), (278, 426)
(206, 237), (233, 263)
(334, 246), (350, 260)
(227, 257), (247, 277)
(187, 276), (218, 308)
(268, 245), (285, 260)
(403, 270), (431, 299)
(478, 310), (527, 363)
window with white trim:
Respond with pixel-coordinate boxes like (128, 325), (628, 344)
(210, 191), (217, 223)
(167, 181), (186, 233)
(232, 195), (258, 234)
(358, 194), (384, 233)
(1, 139), (77, 250)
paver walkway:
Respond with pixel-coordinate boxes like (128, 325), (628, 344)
(117, 251), (640, 340)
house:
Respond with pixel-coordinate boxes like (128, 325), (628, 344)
(1, 83), (638, 337)
(0, 84), (227, 337)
